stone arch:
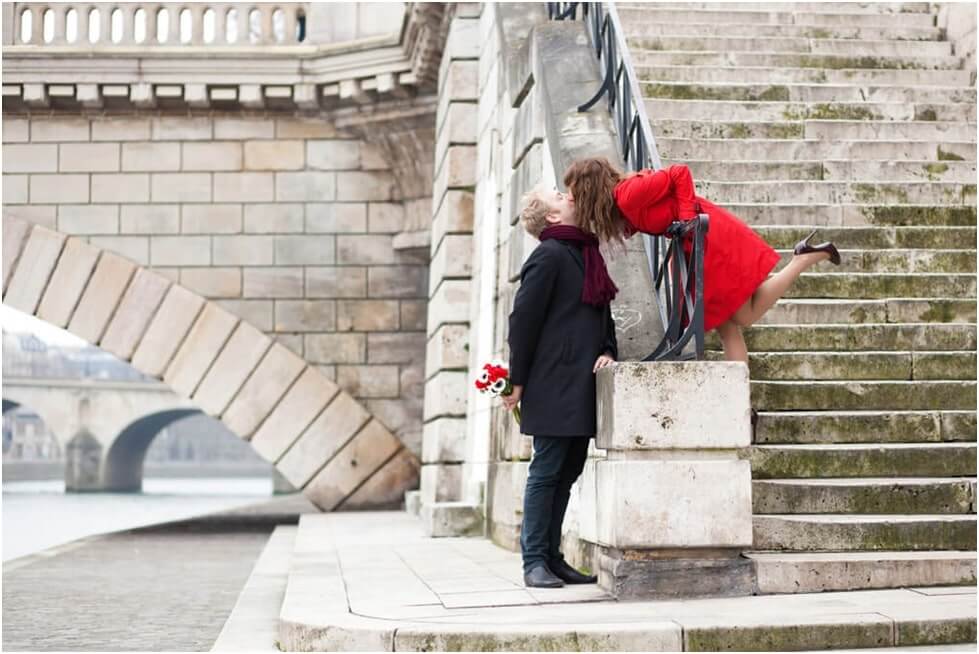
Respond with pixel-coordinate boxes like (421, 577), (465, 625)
(103, 407), (201, 492)
(2, 396), (62, 461)
(2, 216), (419, 510)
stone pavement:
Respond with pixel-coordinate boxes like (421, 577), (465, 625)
(277, 511), (977, 651)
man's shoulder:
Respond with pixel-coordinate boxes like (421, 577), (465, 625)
(526, 239), (565, 264)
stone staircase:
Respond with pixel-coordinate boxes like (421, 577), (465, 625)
(620, 1), (977, 593)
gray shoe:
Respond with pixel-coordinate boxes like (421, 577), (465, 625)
(523, 563), (564, 588)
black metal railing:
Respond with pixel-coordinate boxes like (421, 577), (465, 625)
(547, 1), (707, 361)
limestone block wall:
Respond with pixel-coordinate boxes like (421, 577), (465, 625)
(938, 3), (977, 77)
(1, 113), (427, 458)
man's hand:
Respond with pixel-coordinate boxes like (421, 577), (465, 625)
(502, 385), (523, 411)
(593, 353), (615, 373)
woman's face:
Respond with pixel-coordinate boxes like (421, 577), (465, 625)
(546, 188), (576, 225)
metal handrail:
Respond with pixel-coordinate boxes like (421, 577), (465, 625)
(547, 1), (707, 361)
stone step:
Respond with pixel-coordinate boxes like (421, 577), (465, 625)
(642, 81), (975, 105)
(750, 442), (978, 479)
(636, 65), (974, 87)
(624, 22), (942, 41)
(654, 119), (979, 143)
(752, 514), (977, 551)
(754, 410), (976, 444)
(773, 249), (977, 274)
(758, 299), (977, 325)
(751, 380), (977, 411)
(724, 208), (976, 233)
(725, 323), (977, 352)
(686, 160), (978, 183)
(620, 2), (934, 13)
(211, 525), (296, 651)
(752, 477), (976, 514)
(740, 351), (977, 381)
(619, 8), (939, 28)
(628, 35), (953, 57)
(753, 226), (977, 250)
(782, 273), (976, 300)
(646, 99), (975, 122)
(658, 138), (976, 163)
(632, 51), (962, 71)
(746, 551), (977, 594)
(696, 180), (976, 206)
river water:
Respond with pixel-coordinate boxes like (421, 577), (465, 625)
(2, 477), (272, 562)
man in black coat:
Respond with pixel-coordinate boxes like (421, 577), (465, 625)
(505, 188), (617, 588)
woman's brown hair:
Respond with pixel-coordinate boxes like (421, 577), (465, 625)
(563, 157), (630, 246)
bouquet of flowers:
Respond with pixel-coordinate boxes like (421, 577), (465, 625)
(474, 361), (521, 424)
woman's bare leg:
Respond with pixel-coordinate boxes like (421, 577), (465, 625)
(717, 320), (748, 363)
(732, 251), (830, 327)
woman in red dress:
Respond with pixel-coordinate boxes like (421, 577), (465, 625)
(563, 157), (840, 363)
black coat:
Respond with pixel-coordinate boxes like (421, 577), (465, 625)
(508, 238), (618, 437)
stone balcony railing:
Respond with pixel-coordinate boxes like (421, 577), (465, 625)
(1, 2), (449, 112)
(10, 3), (306, 47)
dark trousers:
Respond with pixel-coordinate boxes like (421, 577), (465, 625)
(520, 435), (590, 573)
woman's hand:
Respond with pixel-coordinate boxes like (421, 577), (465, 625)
(503, 385), (523, 411)
(593, 353), (615, 373)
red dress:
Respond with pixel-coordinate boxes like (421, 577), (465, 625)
(613, 165), (780, 331)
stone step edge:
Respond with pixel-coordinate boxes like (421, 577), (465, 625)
(752, 442), (977, 449)
(211, 525), (296, 652)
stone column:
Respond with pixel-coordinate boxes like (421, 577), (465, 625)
(579, 361), (756, 599)
(417, 6), (482, 537)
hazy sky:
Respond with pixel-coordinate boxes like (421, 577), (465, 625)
(1, 304), (88, 346)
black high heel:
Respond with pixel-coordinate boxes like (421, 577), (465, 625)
(794, 230), (841, 266)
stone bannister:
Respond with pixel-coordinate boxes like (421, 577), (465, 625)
(1, 2), (447, 112)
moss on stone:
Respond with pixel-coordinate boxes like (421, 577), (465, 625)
(937, 146), (966, 161)
(923, 162), (950, 178)
(808, 103), (882, 120)
(916, 107), (939, 121)
(769, 123), (804, 139)
(727, 123), (752, 139)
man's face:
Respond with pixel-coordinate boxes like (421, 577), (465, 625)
(545, 188), (576, 226)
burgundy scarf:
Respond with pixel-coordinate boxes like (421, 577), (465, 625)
(540, 225), (618, 307)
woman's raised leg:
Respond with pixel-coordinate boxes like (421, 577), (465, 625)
(717, 320), (748, 363)
(732, 251), (830, 327)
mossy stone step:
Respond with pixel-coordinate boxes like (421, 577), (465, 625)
(748, 443), (977, 479)
(746, 551), (978, 594)
(628, 35), (952, 57)
(646, 98), (973, 123)
(752, 514), (977, 551)
(782, 273), (976, 300)
(631, 51), (962, 71)
(753, 226), (977, 250)
(758, 299), (977, 325)
(636, 65), (973, 87)
(713, 323), (977, 352)
(697, 180), (976, 205)
(753, 478), (976, 514)
(660, 139), (976, 164)
(804, 120), (978, 142)
(689, 160), (977, 184)
(751, 380), (976, 411)
(754, 410), (976, 444)
(740, 351), (977, 381)
(641, 80), (975, 105)
(625, 23), (942, 42)
(621, 9), (938, 28)
(772, 250), (977, 274)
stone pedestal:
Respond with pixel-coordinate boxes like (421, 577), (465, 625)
(580, 362), (756, 599)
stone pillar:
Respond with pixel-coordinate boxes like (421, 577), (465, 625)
(579, 362), (756, 599)
(64, 428), (104, 492)
(417, 6), (482, 537)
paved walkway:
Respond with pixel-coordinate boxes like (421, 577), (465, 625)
(278, 512), (978, 651)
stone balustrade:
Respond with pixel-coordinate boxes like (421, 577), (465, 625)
(10, 3), (306, 47)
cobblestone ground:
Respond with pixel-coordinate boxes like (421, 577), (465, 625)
(2, 523), (272, 651)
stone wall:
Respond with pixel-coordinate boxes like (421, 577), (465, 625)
(938, 2), (977, 79)
(2, 113), (427, 457)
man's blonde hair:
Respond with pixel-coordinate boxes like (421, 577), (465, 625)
(519, 188), (551, 239)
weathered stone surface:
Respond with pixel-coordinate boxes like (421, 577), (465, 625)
(341, 448), (420, 510)
(30, 173), (89, 204)
(425, 324), (470, 376)
(67, 251), (137, 344)
(150, 172), (211, 203)
(422, 418), (467, 463)
(181, 142), (243, 171)
(274, 235), (335, 265)
(278, 391), (371, 488)
(337, 235), (399, 265)
(423, 371), (468, 421)
(336, 299), (399, 331)
(599, 550), (756, 601)
(213, 118), (271, 140)
(426, 279), (472, 336)
(432, 190), (475, 252)
(193, 322), (273, 416)
(31, 117), (90, 142)
(242, 267), (302, 298)
(367, 266), (427, 298)
(749, 443), (977, 479)
(589, 459), (753, 549)
(151, 116), (212, 140)
(307, 140), (361, 170)
(120, 142), (180, 171)
(100, 268), (172, 360)
(367, 203), (404, 233)
(222, 344), (306, 439)
(420, 501), (485, 538)
(131, 285), (206, 377)
(150, 236), (211, 266)
(244, 203), (304, 233)
(429, 234), (473, 296)
(336, 365), (400, 398)
(596, 362), (751, 450)
(212, 235), (274, 266)
(3, 144), (58, 173)
(120, 205), (180, 234)
(753, 515), (977, 551)
(180, 268), (242, 299)
(304, 333), (366, 364)
(366, 332), (426, 365)
(216, 299), (273, 331)
(244, 140), (304, 170)
(274, 300), (336, 332)
(250, 367), (340, 460)
(303, 419), (402, 509)
(420, 462), (463, 503)
(35, 237), (99, 327)
(57, 204), (119, 235)
(305, 203), (367, 233)
(2, 218), (32, 294)
(487, 461), (530, 551)
(213, 172), (275, 203)
(164, 302), (239, 398)
(305, 266), (367, 298)
(181, 204), (242, 234)
(276, 171), (336, 202)
(335, 171), (396, 201)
